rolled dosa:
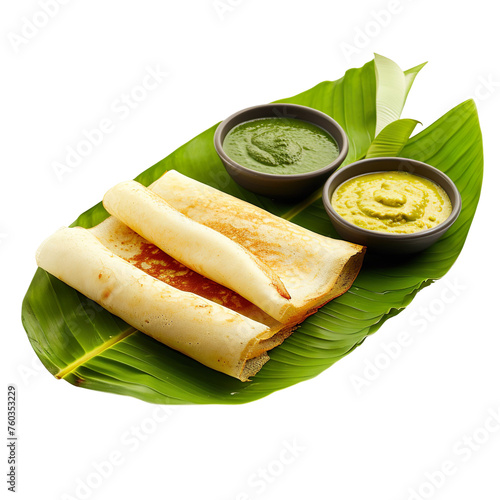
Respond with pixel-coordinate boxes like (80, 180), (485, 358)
(102, 180), (293, 322)
(35, 227), (293, 381)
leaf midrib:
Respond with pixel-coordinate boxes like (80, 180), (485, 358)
(56, 327), (137, 379)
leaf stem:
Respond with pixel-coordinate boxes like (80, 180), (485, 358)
(55, 327), (137, 379)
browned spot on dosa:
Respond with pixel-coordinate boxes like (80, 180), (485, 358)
(127, 241), (258, 316)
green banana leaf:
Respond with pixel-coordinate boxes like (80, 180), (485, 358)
(373, 54), (426, 135)
(366, 118), (421, 158)
(21, 59), (483, 404)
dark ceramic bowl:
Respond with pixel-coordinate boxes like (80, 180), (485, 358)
(214, 103), (349, 200)
(322, 157), (462, 254)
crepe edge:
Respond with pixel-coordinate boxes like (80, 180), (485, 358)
(303, 245), (366, 317)
(279, 244), (366, 325)
(238, 324), (297, 382)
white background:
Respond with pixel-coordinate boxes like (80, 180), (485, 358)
(1, 1), (499, 499)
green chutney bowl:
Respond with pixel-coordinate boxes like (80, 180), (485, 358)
(214, 103), (349, 200)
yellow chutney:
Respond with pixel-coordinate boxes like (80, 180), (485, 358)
(331, 171), (452, 234)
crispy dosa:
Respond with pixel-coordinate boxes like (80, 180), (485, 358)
(36, 227), (294, 381)
(35, 170), (365, 381)
(102, 180), (293, 321)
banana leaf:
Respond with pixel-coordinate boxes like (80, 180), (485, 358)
(366, 119), (420, 158)
(373, 54), (426, 135)
(21, 59), (483, 404)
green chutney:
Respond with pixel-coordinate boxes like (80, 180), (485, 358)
(222, 118), (339, 175)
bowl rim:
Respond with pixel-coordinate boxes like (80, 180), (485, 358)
(213, 103), (349, 180)
(322, 157), (462, 241)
